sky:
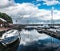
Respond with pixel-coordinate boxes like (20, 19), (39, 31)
(0, 0), (60, 24)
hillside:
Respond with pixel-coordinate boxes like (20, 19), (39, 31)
(0, 12), (12, 23)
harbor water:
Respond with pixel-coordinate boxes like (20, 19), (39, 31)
(17, 29), (60, 51)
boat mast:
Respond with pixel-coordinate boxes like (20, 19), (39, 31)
(51, 7), (54, 26)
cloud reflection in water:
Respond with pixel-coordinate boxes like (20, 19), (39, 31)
(17, 29), (60, 51)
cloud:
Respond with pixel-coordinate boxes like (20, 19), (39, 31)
(53, 10), (60, 19)
(0, 0), (15, 8)
(0, 2), (50, 19)
(43, 0), (60, 6)
(36, 4), (41, 7)
(36, 0), (42, 2)
(36, 0), (60, 6)
(0, 0), (60, 24)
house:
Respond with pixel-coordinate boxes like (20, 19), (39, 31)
(0, 18), (7, 27)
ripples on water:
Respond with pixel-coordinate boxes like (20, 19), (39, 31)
(17, 29), (60, 51)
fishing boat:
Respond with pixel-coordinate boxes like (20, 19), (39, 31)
(0, 29), (20, 51)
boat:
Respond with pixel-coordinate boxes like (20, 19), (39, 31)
(0, 29), (21, 51)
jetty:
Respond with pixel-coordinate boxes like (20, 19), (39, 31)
(36, 28), (60, 40)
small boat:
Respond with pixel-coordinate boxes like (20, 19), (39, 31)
(0, 29), (20, 51)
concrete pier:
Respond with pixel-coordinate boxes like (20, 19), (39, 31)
(37, 28), (60, 40)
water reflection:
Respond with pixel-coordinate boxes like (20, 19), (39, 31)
(17, 29), (60, 51)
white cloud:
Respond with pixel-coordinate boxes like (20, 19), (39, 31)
(36, 0), (60, 6)
(0, 0), (15, 8)
(36, 4), (41, 7)
(0, 0), (60, 24)
(53, 10), (60, 20)
(43, 0), (60, 6)
(0, 3), (42, 18)
(36, 0), (42, 2)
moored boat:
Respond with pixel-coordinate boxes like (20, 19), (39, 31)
(0, 29), (20, 51)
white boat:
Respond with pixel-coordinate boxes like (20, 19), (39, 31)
(0, 29), (20, 51)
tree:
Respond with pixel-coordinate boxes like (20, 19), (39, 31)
(0, 12), (13, 23)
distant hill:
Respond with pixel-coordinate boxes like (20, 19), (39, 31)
(0, 12), (12, 23)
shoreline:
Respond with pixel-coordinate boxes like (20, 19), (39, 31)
(0, 27), (11, 31)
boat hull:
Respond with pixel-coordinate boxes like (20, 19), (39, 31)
(0, 38), (20, 51)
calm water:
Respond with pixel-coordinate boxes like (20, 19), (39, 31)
(17, 29), (60, 51)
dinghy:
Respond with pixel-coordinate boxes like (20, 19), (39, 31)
(0, 29), (20, 51)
